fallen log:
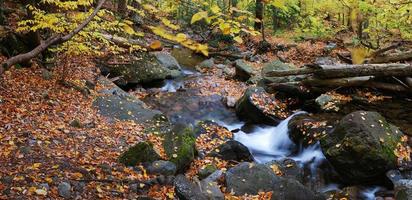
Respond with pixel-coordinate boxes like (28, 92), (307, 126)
(265, 63), (412, 79)
(370, 50), (412, 64)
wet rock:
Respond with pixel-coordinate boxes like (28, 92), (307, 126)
(163, 124), (197, 172)
(265, 158), (304, 183)
(209, 140), (253, 162)
(234, 59), (254, 81)
(147, 160), (177, 176)
(320, 111), (403, 184)
(118, 142), (161, 166)
(171, 47), (205, 67)
(174, 175), (208, 200)
(288, 114), (328, 146)
(93, 77), (162, 124)
(152, 52), (181, 71)
(99, 52), (170, 86)
(235, 87), (283, 125)
(58, 181), (71, 199)
(203, 170), (223, 183)
(387, 170), (412, 200)
(198, 164), (217, 180)
(168, 69), (183, 79)
(225, 162), (279, 195)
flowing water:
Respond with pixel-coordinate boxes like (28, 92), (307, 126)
(140, 56), (385, 199)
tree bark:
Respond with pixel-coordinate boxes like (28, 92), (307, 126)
(254, 0), (263, 31)
(265, 64), (412, 79)
(0, 0), (106, 75)
(370, 51), (412, 64)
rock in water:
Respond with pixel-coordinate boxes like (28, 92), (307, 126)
(288, 114), (328, 147)
(209, 140), (253, 162)
(235, 87), (284, 125)
(321, 111), (403, 184)
(234, 59), (254, 81)
(99, 52), (170, 86)
(174, 175), (208, 200)
(118, 142), (161, 166)
(163, 124), (196, 172)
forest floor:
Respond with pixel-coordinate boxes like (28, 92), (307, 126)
(0, 34), (408, 199)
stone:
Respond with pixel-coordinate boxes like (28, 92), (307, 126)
(234, 59), (254, 81)
(198, 164), (217, 180)
(320, 111), (403, 184)
(147, 160), (177, 176)
(315, 94), (345, 112)
(174, 175), (208, 200)
(288, 114), (328, 146)
(163, 124), (197, 172)
(152, 52), (181, 70)
(118, 142), (161, 166)
(197, 58), (214, 69)
(99, 52), (170, 86)
(265, 158), (304, 183)
(225, 162), (280, 195)
(69, 119), (82, 128)
(58, 182), (71, 199)
(41, 69), (53, 80)
(225, 96), (237, 108)
(235, 87), (283, 125)
(93, 77), (163, 124)
(209, 140), (253, 162)
(199, 180), (224, 200)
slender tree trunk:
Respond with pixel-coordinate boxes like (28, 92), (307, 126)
(0, 0), (5, 25)
(254, 0), (263, 31)
(0, 0), (106, 74)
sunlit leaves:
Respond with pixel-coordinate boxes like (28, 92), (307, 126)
(191, 11), (209, 24)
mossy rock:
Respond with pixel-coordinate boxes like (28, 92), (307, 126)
(163, 124), (197, 173)
(99, 52), (170, 86)
(320, 111), (403, 184)
(118, 142), (161, 166)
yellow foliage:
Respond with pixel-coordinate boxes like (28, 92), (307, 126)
(191, 11), (208, 24)
(351, 47), (371, 64)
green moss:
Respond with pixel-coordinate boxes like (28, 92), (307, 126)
(163, 125), (196, 172)
(118, 142), (161, 166)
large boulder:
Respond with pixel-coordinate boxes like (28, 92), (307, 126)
(99, 52), (170, 86)
(118, 142), (161, 166)
(321, 111), (403, 184)
(225, 162), (320, 199)
(235, 87), (286, 125)
(225, 162), (280, 195)
(163, 124), (197, 172)
(93, 77), (162, 124)
(234, 59), (254, 81)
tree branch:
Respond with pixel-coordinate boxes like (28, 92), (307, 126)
(0, 0), (106, 75)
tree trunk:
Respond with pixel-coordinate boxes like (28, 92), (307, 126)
(370, 51), (412, 64)
(254, 0), (263, 31)
(0, 0), (106, 74)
